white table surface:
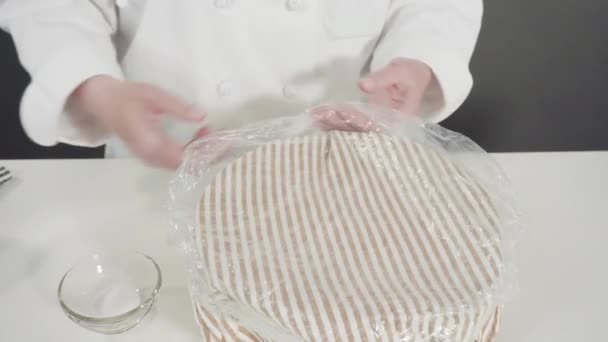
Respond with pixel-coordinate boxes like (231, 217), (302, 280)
(1, 152), (607, 341)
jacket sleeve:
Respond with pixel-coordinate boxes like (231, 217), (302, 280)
(0, 0), (123, 147)
(372, 0), (483, 122)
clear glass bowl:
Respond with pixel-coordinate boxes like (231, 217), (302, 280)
(57, 252), (162, 334)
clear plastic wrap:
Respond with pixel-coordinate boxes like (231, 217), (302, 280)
(169, 102), (522, 341)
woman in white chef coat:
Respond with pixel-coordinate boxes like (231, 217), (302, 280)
(0, 0), (482, 169)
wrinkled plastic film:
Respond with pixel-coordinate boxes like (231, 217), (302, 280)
(169, 102), (522, 341)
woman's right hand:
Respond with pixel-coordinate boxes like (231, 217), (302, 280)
(70, 75), (207, 169)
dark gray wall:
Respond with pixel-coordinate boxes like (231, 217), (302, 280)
(0, 31), (104, 159)
(1, 0), (607, 159)
(442, 0), (608, 152)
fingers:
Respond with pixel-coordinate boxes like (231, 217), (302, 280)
(361, 58), (430, 94)
(199, 138), (232, 165)
(143, 85), (206, 122)
(149, 135), (185, 169)
(368, 91), (395, 111)
(118, 113), (185, 169)
(193, 126), (212, 140)
(312, 105), (381, 132)
(312, 106), (353, 131)
(337, 106), (380, 132)
(360, 58), (432, 115)
(363, 77), (426, 115)
(131, 134), (184, 169)
(187, 126), (213, 146)
(98, 82), (212, 170)
(369, 87), (421, 114)
(397, 91), (423, 114)
(359, 62), (405, 94)
(360, 64), (413, 113)
(137, 124), (216, 170)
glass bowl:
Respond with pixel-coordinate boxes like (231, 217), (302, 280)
(57, 252), (162, 334)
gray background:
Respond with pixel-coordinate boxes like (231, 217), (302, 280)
(1, 0), (607, 159)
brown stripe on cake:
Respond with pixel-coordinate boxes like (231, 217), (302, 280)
(444, 159), (502, 236)
(213, 170), (226, 293)
(194, 307), (215, 341)
(318, 134), (376, 341)
(370, 134), (459, 338)
(195, 132), (504, 341)
(236, 154), (256, 306)
(407, 141), (486, 293)
(232, 158), (246, 299)
(311, 134), (364, 340)
(202, 174), (218, 293)
(197, 305), (225, 340)
(329, 135), (390, 331)
(383, 136), (469, 305)
(274, 140), (318, 338)
(399, 141), (482, 299)
(356, 134), (456, 339)
(324, 132), (395, 340)
(286, 137), (336, 340)
(412, 143), (497, 292)
(432, 153), (504, 293)
(441, 156), (502, 238)
(332, 132), (410, 338)
(218, 164), (232, 293)
(265, 142), (303, 334)
(369, 134), (456, 299)
(237, 325), (262, 342)
(336, 132), (430, 337)
(390, 138), (484, 340)
(296, 135), (341, 340)
(255, 144), (284, 325)
(425, 149), (502, 283)
(339, 146), (415, 337)
(479, 306), (502, 342)
(302, 135), (351, 340)
(244, 150), (268, 319)
(429, 148), (501, 239)
(269, 141), (308, 336)
(374, 136), (466, 333)
(225, 160), (241, 300)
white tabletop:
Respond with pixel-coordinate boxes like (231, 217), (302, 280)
(0, 152), (607, 341)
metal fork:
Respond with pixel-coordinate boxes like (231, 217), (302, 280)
(0, 166), (12, 186)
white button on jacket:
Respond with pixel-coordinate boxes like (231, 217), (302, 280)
(217, 81), (234, 98)
(286, 0), (305, 12)
(283, 85), (298, 100)
(214, 0), (234, 9)
(0, 0), (482, 158)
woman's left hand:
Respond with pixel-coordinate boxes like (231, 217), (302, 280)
(313, 57), (433, 131)
(360, 57), (433, 113)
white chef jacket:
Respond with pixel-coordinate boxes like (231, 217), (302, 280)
(0, 0), (482, 158)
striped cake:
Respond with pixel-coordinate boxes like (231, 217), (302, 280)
(195, 131), (504, 341)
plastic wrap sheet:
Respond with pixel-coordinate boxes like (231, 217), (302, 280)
(169, 103), (522, 341)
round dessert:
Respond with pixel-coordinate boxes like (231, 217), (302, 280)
(195, 131), (504, 341)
